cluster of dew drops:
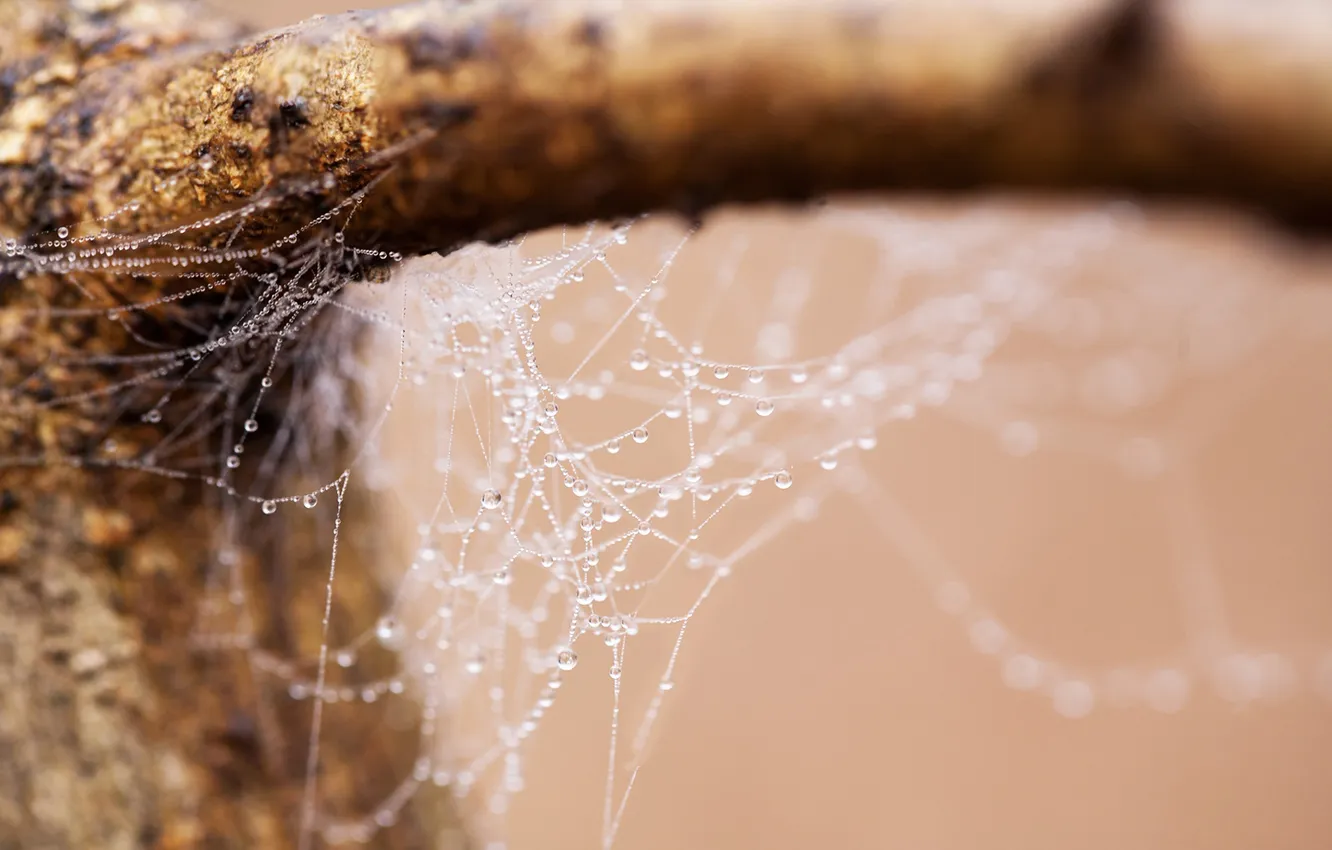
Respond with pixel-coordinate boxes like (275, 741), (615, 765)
(12, 182), (1332, 849)
(253, 207), (1136, 846)
(254, 218), (959, 843)
(183, 206), (1332, 846)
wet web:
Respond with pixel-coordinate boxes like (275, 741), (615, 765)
(5, 158), (1332, 848)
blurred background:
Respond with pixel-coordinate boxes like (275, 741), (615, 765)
(229, 3), (1332, 849)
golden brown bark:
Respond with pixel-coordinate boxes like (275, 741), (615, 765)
(3, 0), (1332, 848)
(1, 3), (459, 849)
(6, 0), (1332, 254)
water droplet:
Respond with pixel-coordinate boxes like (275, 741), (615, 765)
(243, 419), (259, 433)
(1145, 668), (1190, 713)
(261, 500), (277, 515)
(969, 619), (1007, 654)
(375, 616), (405, 649)
(631, 427), (649, 444)
(303, 494), (318, 509)
(609, 665), (622, 680)
(481, 489), (503, 510)
(57, 227), (69, 239)
(1052, 679), (1095, 718)
(556, 649), (579, 671)
(754, 400), (774, 417)
(1001, 654), (1043, 691)
(1314, 653), (1332, 701)
(629, 350), (649, 371)
(1000, 421), (1039, 457)
(336, 649), (356, 668)
(774, 470), (793, 490)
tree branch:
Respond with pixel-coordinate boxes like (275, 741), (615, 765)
(5, 0), (1332, 257)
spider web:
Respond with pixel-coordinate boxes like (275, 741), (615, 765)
(4, 158), (1332, 847)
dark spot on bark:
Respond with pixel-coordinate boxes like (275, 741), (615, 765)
(0, 67), (17, 114)
(194, 143), (210, 159)
(413, 100), (478, 128)
(208, 712), (267, 792)
(21, 158), (72, 237)
(237, 35), (276, 59)
(85, 6), (115, 25)
(230, 141), (252, 160)
(30, 377), (55, 403)
(38, 17), (68, 44)
(84, 28), (128, 58)
(0, 490), (15, 513)
(406, 23), (486, 70)
(279, 97), (310, 129)
(1024, 0), (1161, 97)
(220, 712), (259, 750)
(230, 87), (254, 123)
(576, 16), (605, 47)
(265, 116), (287, 156)
(77, 110), (96, 140)
(264, 99), (314, 156)
(1096, 0), (1160, 73)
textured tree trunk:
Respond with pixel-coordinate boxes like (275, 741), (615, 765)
(1, 4), (463, 847)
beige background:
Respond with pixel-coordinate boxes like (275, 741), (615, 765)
(231, 4), (1332, 849)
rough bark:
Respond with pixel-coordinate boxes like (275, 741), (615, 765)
(3, 0), (1332, 848)
(5, 0), (1332, 256)
(1, 3), (460, 849)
